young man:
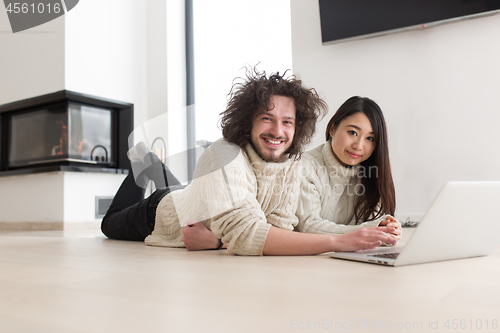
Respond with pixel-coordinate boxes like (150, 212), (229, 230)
(102, 68), (397, 255)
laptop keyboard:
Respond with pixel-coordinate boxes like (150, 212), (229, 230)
(368, 252), (400, 260)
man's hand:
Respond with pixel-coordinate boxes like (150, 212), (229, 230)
(182, 221), (221, 251)
(378, 215), (402, 243)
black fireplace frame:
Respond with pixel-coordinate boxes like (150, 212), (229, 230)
(0, 90), (133, 176)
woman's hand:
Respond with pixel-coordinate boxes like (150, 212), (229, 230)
(378, 216), (402, 243)
(182, 221), (221, 251)
(332, 226), (398, 252)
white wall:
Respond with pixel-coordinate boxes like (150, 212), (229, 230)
(0, 4), (65, 104)
(291, 0), (500, 220)
(63, 172), (126, 226)
(0, 172), (125, 228)
(64, 0), (149, 128)
(0, 173), (64, 225)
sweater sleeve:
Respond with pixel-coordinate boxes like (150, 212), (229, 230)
(296, 172), (381, 235)
(187, 141), (271, 256)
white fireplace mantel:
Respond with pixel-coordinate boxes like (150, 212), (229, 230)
(0, 171), (126, 230)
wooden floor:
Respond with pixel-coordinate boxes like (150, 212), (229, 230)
(1, 228), (499, 333)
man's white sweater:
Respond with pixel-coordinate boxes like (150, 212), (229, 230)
(145, 140), (301, 256)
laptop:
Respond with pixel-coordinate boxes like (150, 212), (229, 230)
(329, 181), (500, 267)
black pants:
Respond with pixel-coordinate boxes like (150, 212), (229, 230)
(101, 167), (183, 241)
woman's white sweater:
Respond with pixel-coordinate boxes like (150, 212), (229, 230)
(296, 142), (388, 234)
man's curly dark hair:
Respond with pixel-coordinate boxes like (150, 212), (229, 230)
(219, 67), (328, 160)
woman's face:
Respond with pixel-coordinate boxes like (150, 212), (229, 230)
(329, 112), (376, 166)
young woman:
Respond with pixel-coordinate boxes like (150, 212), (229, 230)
(296, 96), (401, 240)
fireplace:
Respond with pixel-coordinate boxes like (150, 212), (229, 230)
(0, 90), (133, 176)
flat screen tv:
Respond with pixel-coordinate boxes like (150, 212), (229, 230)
(319, 0), (500, 44)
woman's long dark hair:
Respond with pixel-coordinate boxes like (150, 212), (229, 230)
(325, 96), (396, 222)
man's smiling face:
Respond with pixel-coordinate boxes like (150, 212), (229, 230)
(250, 95), (296, 163)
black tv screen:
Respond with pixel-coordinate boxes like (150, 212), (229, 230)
(319, 0), (500, 44)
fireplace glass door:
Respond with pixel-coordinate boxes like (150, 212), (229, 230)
(8, 102), (114, 168)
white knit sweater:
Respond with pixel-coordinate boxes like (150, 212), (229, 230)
(145, 139), (301, 256)
(296, 142), (388, 234)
